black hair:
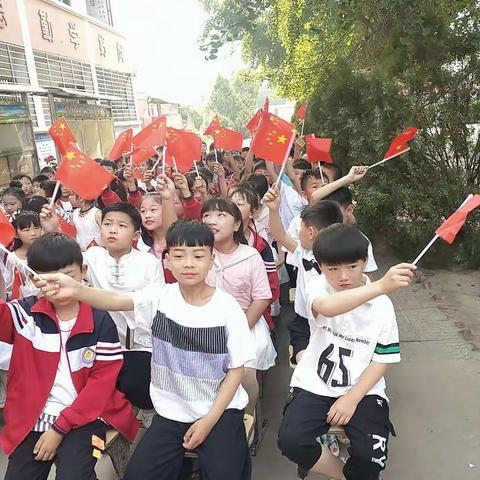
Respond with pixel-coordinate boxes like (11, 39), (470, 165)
(11, 211), (41, 250)
(40, 166), (55, 175)
(241, 146), (250, 153)
(101, 201), (142, 231)
(300, 169), (323, 190)
(12, 174), (32, 182)
(324, 187), (353, 208)
(292, 159), (310, 171)
(166, 218), (215, 251)
(246, 174), (269, 199)
(253, 160), (267, 172)
(230, 184), (259, 211)
(32, 174), (48, 184)
(27, 232), (83, 273)
(300, 200), (343, 231)
(9, 181), (23, 190)
(2, 186), (25, 202)
(313, 223), (368, 265)
(201, 197), (247, 245)
(22, 195), (49, 214)
(206, 151), (223, 164)
(322, 163), (343, 181)
(100, 159), (117, 171)
(40, 180), (61, 202)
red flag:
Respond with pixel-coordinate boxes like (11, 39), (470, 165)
(306, 135), (333, 164)
(0, 211), (15, 246)
(263, 97), (269, 112)
(435, 195), (480, 244)
(384, 127), (419, 160)
(214, 127), (243, 151)
(49, 117), (77, 156)
(56, 147), (114, 200)
(58, 216), (76, 238)
(109, 128), (133, 161)
(296, 102), (308, 121)
(250, 112), (295, 165)
(131, 116), (167, 165)
(204, 115), (221, 136)
(246, 109), (262, 135)
(11, 267), (24, 300)
(166, 128), (201, 173)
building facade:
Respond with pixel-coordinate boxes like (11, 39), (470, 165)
(0, 0), (139, 183)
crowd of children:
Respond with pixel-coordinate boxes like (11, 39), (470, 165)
(0, 143), (415, 480)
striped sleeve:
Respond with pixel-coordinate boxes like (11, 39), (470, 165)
(95, 340), (123, 362)
(372, 300), (400, 364)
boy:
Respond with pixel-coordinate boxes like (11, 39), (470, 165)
(36, 220), (255, 480)
(264, 187), (343, 363)
(0, 233), (138, 480)
(278, 224), (415, 480)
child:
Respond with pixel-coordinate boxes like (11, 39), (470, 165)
(70, 192), (102, 251)
(32, 175), (48, 196)
(2, 187), (25, 221)
(264, 186), (343, 364)
(172, 172), (202, 220)
(278, 224), (415, 480)
(36, 220), (255, 480)
(202, 197), (276, 414)
(12, 174), (33, 197)
(0, 233), (138, 480)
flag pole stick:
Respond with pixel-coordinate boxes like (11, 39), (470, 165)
(274, 132), (296, 189)
(162, 146), (167, 175)
(194, 160), (200, 177)
(172, 156), (178, 173)
(318, 162), (325, 184)
(368, 148), (410, 170)
(412, 194), (473, 265)
(301, 119), (305, 137)
(0, 244), (40, 279)
(49, 181), (61, 208)
(151, 155), (161, 173)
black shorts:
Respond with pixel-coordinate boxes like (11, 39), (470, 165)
(288, 314), (310, 363)
(278, 388), (395, 480)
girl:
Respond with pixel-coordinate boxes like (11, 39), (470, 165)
(70, 192), (102, 251)
(202, 197), (276, 415)
(0, 211), (41, 300)
(1, 187), (25, 221)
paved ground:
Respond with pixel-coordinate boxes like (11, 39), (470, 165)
(0, 258), (478, 479)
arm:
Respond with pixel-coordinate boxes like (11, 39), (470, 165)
(183, 366), (244, 449)
(95, 209), (102, 228)
(213, 162), (228, 196)
(156, 174), (177, 232)
(245, 298), (271, 329)
(284, 156), (302, 195)
(242, 150), (254, 179)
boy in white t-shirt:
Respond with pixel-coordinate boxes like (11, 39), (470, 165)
(36, 219), (255, 480)
(278, 224), (415, 480)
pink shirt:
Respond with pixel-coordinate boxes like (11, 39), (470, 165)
(206, 244), (272, 311)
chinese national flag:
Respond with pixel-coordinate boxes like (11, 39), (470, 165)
(435, 195), (480, 244)
(56, 147), (114, 200)
(49, 117), (77, 156)
(204, 115), (221, 136)
(246, 109), (263, 135)
(214, 127), (243, 151)
(109, 128), (133, 161)
(306, 135), (333, 164)
(131, 116), (167, 165)
(250, 112), (295, 165)
(166, 128), (201, 173)
(263, 97), (269, 112)
(0, 211), (15, 246)
(384, 127), (419, 160)
(296, 102), (308, 121)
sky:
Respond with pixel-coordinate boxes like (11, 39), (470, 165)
(114, 0), (245, 108)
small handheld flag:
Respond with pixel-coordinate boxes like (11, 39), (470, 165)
(369, 127), (419, 169)
(49, 118), (77, 156)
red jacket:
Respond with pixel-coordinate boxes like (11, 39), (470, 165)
(0, 296), (138, 455)
(182, 197), (202, 220)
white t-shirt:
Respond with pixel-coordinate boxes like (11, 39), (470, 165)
(131, 283), (256, 422)
(291, 275), (400, 400)
(84, 246), (164, 351)
(42, 318), (78, 416)
(72, 207), (102, 251)
(279, 183), (307, 230)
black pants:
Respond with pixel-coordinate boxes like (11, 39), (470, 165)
(285, 263), (298, 289)
(123, 410), (251, 480)
(116, 350), (153, 410)
(278, 389), (395, 480)
(288, 314), (310, 363)
(5, 420), (108, 480)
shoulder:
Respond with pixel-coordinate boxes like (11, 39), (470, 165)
(306, 275), (330, 299)
(83, 246), (104, 260)
(370, 294), (395, 318)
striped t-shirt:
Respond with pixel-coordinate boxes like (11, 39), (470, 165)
(131, 283), (255, 422)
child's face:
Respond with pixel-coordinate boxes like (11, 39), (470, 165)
(294, 168), (307, 179)
(254, 168), (272, 185)
(140, 196), (162, 231)
(32, 181), (42, 196)
(2, 194), (22, 215)
(167, 245), (213, 285)
(17, 223), (42, 248)
(230, 192), (252, 229)
(61, 185), (71, 199)
(69, 194), (82, 208)
(19, 178), (33, 196)
(302, 177), (324, 202)
(100, 211), (138, 253)
(202, 209), (241, 245)
(320, 260), (366, 291)
(44, 263), (85, 307)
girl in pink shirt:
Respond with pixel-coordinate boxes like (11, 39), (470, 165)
(202, 197), (277, 414)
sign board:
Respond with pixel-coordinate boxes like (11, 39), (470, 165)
(54, 102), (112, 120)
(35, 132), (57, 168)
(0, 102), (29, 123)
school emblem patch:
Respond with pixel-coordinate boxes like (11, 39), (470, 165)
(82, 347), (95, 364)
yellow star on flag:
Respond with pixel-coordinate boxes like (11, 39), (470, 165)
(214, 129), (221, 135)
(59, 123), (66, 131)
(277, 135), (287, 144)
(65, 151), (75, 160)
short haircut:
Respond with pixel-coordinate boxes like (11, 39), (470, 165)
(100, 159), (117, 171)
(22, 195), (49, 214)
(206, 151), (222, 164)
(2, 186), (25, 201)
(322, 163), (343, 181)
(166, 218), (215, 251)
(9, 181), (23, 190)
(40, 166), (55, 175)
(40, 180), (61, 202)
(12, 174), (32, 182)
(246, 173), (269, 199)
(230, 184), (259, 211)
(313, 223), (368, 265)
(27, 232), (83, 272)
(292, 159), (310, 171)
(32, 175), (48, 184)
(101, 201), (142, 231)
(324, 187), (353, 208)
(300, 200), (343, 231)
(300, 169), (323, 190)
(253, 160), (267, 172)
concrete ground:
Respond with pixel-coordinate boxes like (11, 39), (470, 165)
(0, 258), (478, 479)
